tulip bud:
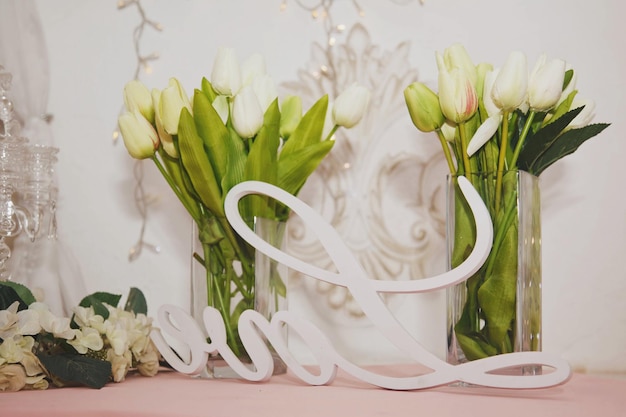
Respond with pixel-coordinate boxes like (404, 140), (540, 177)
(438, 67), (478, 123)
(118, 110), (159, 159)
(475, 62), (493, 100)
(440, 121), (457, 142)
(211, 47), (241, 96)
(491, 51), (528, 112)
(567, 99), (595, 130)
(528, 54), (566, 111)
(322, 101), (335, 140)
(232, 85), (264, 138)
(123, 80), (154, 124)
(404, 82), (445, 132)
(279, 95), (302, 139)
(241, 53), (267, 86)
(557, 69), (577, 108)
(151, 89), (178, 158)
(481, 69), (501, 117)
(332, 83), (370, 128)
(160, 78), (192, 135)
(467, 114), (502, 157)
(437, 44), (478, 86)
(212, 95), (229, 125)
(251, 74), (278, 112)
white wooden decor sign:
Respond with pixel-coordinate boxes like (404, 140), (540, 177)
(151, 177), (572, 390)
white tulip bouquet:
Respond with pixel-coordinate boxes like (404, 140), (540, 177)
(404, 44), (609, 361)
(118, 47), (370, 358)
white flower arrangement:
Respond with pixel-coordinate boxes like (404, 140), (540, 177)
(0, 283), (160, 392)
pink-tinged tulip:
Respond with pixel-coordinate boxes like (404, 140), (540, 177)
(404, 82), (445, 132)
(528, 54), (566, 111)
(491, 51), (528, 112)
(123, 80), (154, 124)
(467, 114), (502, 157)
(438, 67), (478, 123)
(151, 89), (177, 158)
(332, 83), (370, 128)
(279, 95), (302, 139)
(160, 78), (192, 135)
(118, 110), (159, 159)
(232, 85), (264, 138)
(567, 99), (595, 130)
(211, 47), (241, 96)
(437, 44), (478, 86)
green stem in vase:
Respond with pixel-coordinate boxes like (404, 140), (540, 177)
(436, 129), (457, 174)
(458, 122), (472, 181)
(151, 155), (201, 221)
(494, 110), (511, 212)
(510, 111), (535, 168)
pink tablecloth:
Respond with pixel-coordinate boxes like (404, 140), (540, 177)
(2, 367), (625, 417)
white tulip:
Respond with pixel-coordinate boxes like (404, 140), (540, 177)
(528, 54), (566, 111)
(492, 51), (528, 111)
(232, 85), (264, 138)
(211, 47), (241, 96)
(332, 83), (370, 128)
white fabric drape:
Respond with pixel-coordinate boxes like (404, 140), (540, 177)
(0, 0), (85, 315)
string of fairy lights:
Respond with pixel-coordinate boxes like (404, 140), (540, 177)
(114, 0), (163, 262)
(117, 0), (424, 261)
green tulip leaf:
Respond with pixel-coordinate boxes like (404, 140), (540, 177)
(200, 77), (218, 104)
(221, 126), (248, 202)
(193, 90), (229, 184)
(244, 100), (281, 219)
(279, 95), (328, 158)
(178, 108), (224, 216)
(277, 140), (335, 197)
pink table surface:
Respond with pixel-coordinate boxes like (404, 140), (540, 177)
(1, 367), (625, 417)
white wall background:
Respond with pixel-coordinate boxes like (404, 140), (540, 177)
(2, 0), (624, 374)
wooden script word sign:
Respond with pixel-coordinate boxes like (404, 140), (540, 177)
(151, 177), (572, 390)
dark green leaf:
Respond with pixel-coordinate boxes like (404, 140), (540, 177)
(124, 287), (147, 315)
(79, 292), (122, 319)
(516, 107), (583, 173)
(526, 123), (610, 176)
(0, 285), (28, 311)
(0, 281), (35, 306)
(38, 353), (111, 389)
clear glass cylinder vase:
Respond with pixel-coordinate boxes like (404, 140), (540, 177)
(446, 170), (541, 373)
(191, 216), (288, 378)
